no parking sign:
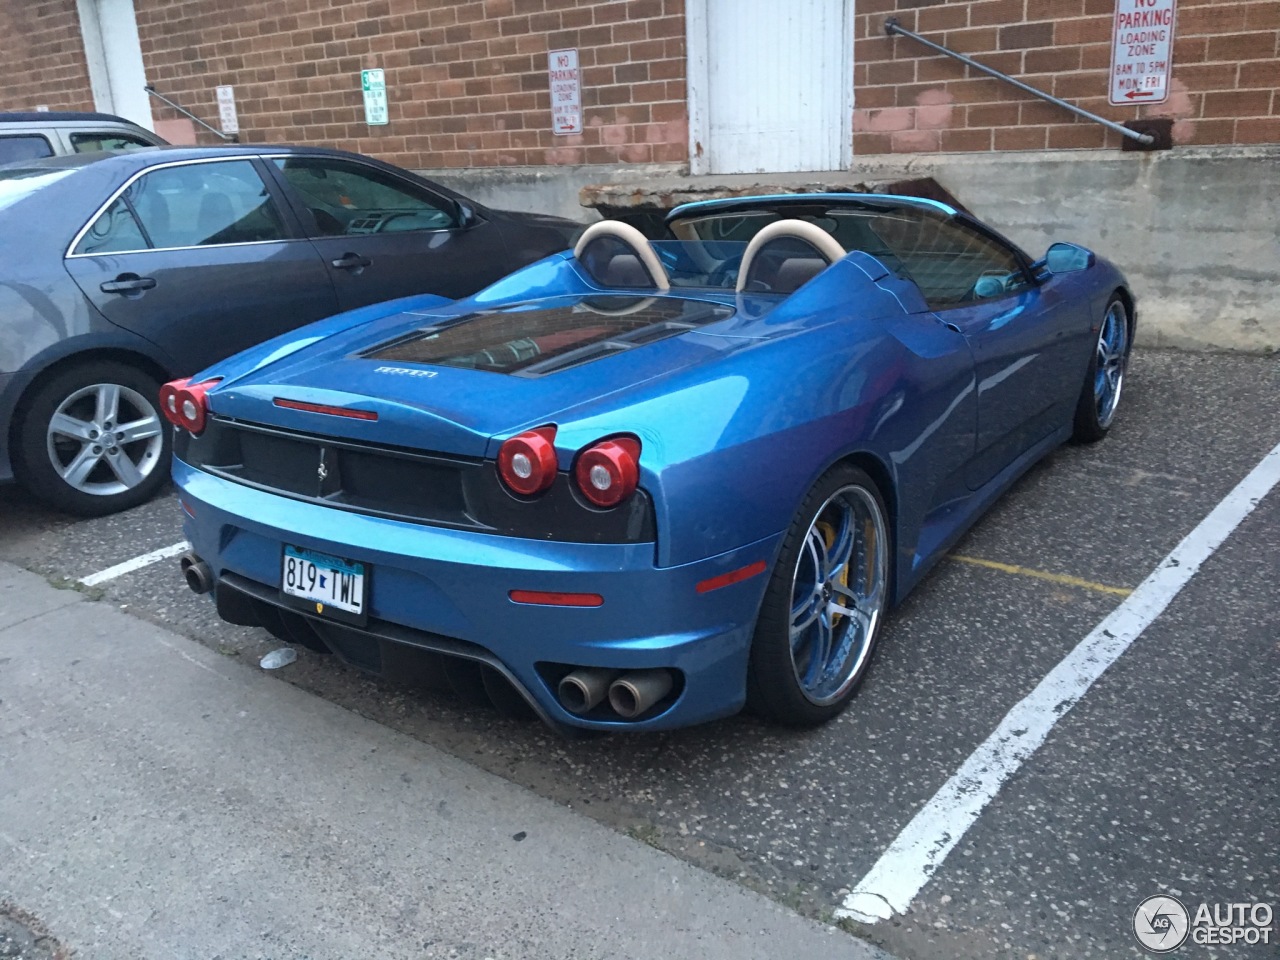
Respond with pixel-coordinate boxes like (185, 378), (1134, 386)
(1110, 0), (1177, 106)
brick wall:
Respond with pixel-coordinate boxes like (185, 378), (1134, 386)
(854, 0), (1280, 153)
(5, 0), (1277, 168)
(136, 0), (688, 170)
(0, 0), (94, 113)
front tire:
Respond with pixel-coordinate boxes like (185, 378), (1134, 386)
(747, 464), (892, 727)
(1072, 296), (1132, 443)
(13, 360), (170, 516)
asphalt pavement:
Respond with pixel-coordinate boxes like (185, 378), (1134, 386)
(1, 347), (1277, 959)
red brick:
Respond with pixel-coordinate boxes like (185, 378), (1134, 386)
(1203, 89), (1274, 118)
(1207, 32), (1279, 62)
(1239, 60), (1280, 89)
(1046, 123), (1107, 149)
(994, 126), (1048, 150)
(1234, 116), (1280, 142)
(854, 131), (895, 155)
(969, 0), (1023, 28)
(940, 127), (994, 150)
(1190, 118), (1238, 144)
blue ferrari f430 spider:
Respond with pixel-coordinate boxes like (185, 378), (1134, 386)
(168, 193), (1134, 733)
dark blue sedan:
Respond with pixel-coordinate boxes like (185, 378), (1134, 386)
(0, 146), (579, 515)
(167, 194), (1134, 732)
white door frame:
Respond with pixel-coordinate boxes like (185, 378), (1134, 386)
(685, 0), (855, 175)
(77, 0), (154, 130)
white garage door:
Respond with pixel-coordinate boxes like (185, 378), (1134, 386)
(689, 0), (853, 175)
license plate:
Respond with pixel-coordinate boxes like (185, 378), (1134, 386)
(281, 545), (367, 623)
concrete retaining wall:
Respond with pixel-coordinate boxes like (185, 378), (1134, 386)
(423, 146), (1280, 354)
(874, 147), (1280, 355)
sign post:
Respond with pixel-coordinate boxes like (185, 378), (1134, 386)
(361, 68), (389, 126)
(215, 85), (239, 135)
(1109, 0), (1177, 106)
(548, 48), (582, 135)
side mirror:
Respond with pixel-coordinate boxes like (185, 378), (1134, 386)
(1036, 242), (1095, 279)
(455, 200), (477, 228)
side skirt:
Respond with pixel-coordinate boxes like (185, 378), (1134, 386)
(896, 423), (1071, 602)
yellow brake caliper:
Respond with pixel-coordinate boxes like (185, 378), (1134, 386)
(817, 520), (853, 629)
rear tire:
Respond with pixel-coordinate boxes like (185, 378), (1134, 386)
(1072, 296), (1131, 443)
(747, 464), (892, 727)
(14, 360), (170, 516)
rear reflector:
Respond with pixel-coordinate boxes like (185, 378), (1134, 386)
(273, 398), (378, 421)
(696, 560), (767, 594)
(509, 589), (604, 608)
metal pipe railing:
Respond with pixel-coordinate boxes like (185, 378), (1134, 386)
(884, 18), (1154, 147)
(144, 85), (238, 142)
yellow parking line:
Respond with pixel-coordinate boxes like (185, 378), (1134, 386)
(949, 554), (1134, 597)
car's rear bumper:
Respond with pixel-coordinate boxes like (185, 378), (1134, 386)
(174, 458), (780, 732)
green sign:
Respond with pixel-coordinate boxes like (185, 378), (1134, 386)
(361, 68), (388, 126)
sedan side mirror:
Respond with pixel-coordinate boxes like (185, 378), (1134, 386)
(455, 200), (478, 229)
(1034, 242), (1095, 279)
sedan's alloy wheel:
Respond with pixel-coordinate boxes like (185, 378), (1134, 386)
(45, 382), (164, 496)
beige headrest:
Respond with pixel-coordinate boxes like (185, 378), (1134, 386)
(736, 219), (846, 293)
(573, 220), (671, 291)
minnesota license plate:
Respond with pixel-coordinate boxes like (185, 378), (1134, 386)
(281, 545), (367, 622)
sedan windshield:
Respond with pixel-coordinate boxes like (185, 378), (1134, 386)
(0, 167), (77, 213)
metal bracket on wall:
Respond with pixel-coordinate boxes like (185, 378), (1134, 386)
(144, 85), (239, 143)
(883, 18), (1159, 149)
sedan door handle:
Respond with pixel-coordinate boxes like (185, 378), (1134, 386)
(100, 275), (157, 294)
(331, 253), (372, 270)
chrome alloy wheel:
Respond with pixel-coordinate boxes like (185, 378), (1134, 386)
(1094, 300), (1129, 429)
(788, 484), (889, 706)
(45, 382), (164, 496)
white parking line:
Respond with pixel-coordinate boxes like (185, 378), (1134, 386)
(79, 541), (189, 587)
(837, 440), (1280, 924)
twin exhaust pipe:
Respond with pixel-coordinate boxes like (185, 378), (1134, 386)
(557, 667), (673, 720)
(179, 550), (213, 595)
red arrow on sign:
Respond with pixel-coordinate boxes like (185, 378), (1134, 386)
(1125, 90), (1156, 100)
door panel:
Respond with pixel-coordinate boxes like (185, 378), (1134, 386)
(871, 211), (1076, 490)
(65, 244), (338, 374)
(938, 289), (1074, 489)
(268, 156), (509, 310)
(64, 158), (337, 374)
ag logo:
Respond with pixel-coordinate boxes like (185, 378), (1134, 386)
(1134, 895), (1190, 953)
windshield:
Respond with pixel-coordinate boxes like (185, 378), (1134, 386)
(668, 206), (915, 271)
(0, 167), (77, 213)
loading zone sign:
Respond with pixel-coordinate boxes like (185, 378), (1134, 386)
(1110, 0), (1177, 105)
(549, 49), (582, 135)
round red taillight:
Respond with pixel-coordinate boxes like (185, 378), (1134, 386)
(497, 426), (559, 496)
(574, 437), (640, 508)
(159, 379), (187, 428)
(160, 377), (219, 435)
